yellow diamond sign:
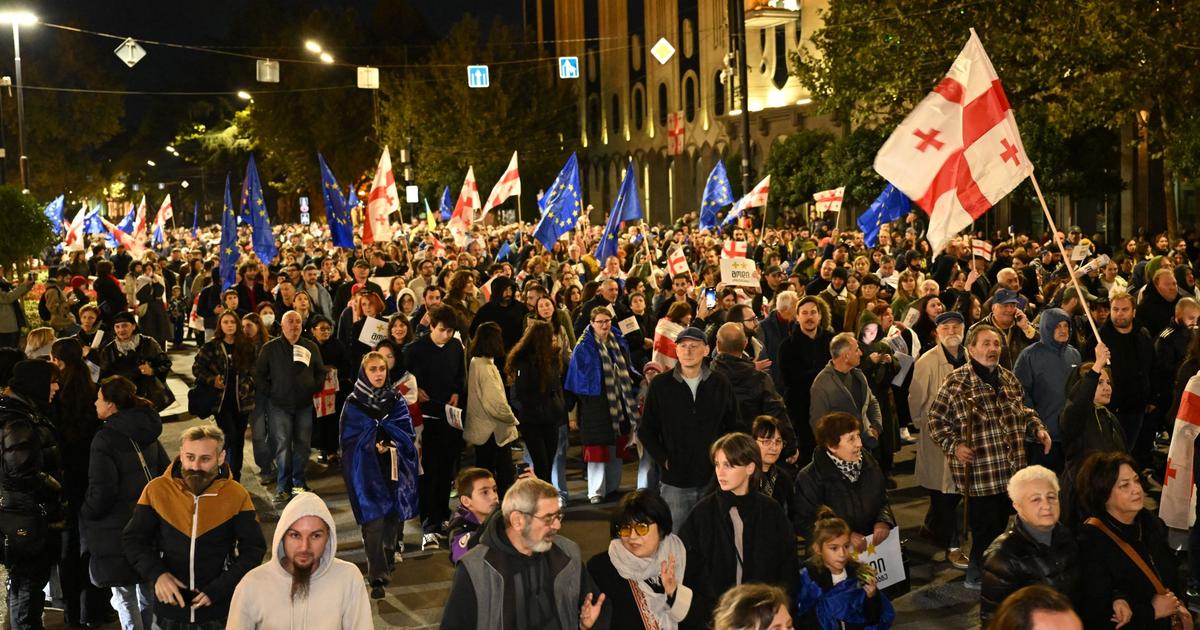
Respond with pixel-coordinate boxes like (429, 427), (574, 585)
(650, 37), (675, 65)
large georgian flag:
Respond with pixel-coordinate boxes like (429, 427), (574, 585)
(1160, 372), (1200, 529)
(448, 167), (481, 246)
(480, 151), (520, 221)
(874, 30), (1029, 254)
(364, 147), (399, 245)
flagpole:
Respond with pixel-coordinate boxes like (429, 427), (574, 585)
(1029, 168), (1101, 341)
(517, 195), (525, 250)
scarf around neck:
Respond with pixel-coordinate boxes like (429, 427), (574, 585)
(597, 332), (638, 435)
(114, 334), (141, 355)
(348, 365), (398, 418)
(826, 449), (863, 483)
(607, 533), (687, 630)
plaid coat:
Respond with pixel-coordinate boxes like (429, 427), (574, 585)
(926, 363), (1046, 497)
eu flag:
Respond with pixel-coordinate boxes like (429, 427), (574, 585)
(43, 195), (64, 235)
(857, 183), (911, 248)
(83, 204), (105, 235)
(219, 174), (240, 290)
(318, 153), (355, 249)
(698, 161), (733, 231)
(116, 205), (137, 234)
(439, 186), (452, 221)
(594, 160), (641, 263)
(496, 239), (512, 262)
(243, 155), (278, 263)
(533, 153), (582, 251)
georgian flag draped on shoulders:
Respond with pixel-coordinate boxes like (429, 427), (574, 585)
(874, 29), (1030, 254)
(1160, 372), (1200, 529)
(364, 146), (399, 245)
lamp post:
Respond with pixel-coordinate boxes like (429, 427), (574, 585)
(0, 11), (37, 192)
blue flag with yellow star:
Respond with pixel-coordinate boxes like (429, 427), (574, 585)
(439, 186), (452, 221)
(242, 155), (278, 263)
(83, 204), (105, 235)
(43, 195), (64, 235)
(496, 239), (512, 262)
(533, 153), (583, 251)
(595, 160), (641, 263)
(219, 174), (240, 290)
(857, 183), (911, 248)
(318, 153), (355, 249)
(698, 161), (733, 231)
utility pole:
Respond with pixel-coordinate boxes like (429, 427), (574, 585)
(730, 0), (753, 195)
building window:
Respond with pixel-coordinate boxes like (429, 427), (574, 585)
(657, 82), (668, 128)
(631, 34), (642, 71)
(682, 18), (695, 59)
(610, 94), (621, 137)
(587, 95), (601, 142)
(713, 71), (726, 116)
(633, 84), (645, 131)
(684, 74), (697, 123)
(772, 26), (789, 89)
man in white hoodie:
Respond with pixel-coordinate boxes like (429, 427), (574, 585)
(227, 492), (373, 629)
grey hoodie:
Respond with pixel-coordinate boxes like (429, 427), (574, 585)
(227, 492), (372, 630)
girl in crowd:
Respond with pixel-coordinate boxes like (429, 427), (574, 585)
(795, 507), (894, 629)
(387, 312), (414, 347)
(291, 290), (316, 331)
(507, 320), (568, 483)
(192, 311), (256, 481)
(711, 584), (793, 630)
(463, 322), (519, 495)
(255, 301), (280, 338)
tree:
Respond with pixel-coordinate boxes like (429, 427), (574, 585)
(762, 129), (833, 218)
(0, 187), (55, 271)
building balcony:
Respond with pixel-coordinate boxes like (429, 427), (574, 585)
(744, 0), (800, 29)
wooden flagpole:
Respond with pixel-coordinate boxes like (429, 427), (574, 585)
(1028, 167), (1101, 341)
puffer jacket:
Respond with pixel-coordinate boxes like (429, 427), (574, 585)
(1013, 308), (1081, 440)
(980, 519), (1080, 625)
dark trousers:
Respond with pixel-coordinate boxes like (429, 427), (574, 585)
(520, 423), (559, 483)
(418, 420), (462, 534)
(1117, 408), (1148, 464)
(924, 490), (963, 549)
(215, 403), (248, 482)
(361, 515), (399, 583)
(794, 415), (816, 469)
(966, 493), (1013, 580)
(1026, 441), (1065, 475)
(473, 437), (515, 498)
(7, 560), (52, 630)
(59, 523), (111, 625)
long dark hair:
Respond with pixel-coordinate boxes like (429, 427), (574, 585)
(507, 320), (560, 391)
(1076, 450), (1139, 520)
(98, 375), (154, 410)
(215, 311), (256, 372)
(468, 322), (506, 362)
(50, 338), (98, 443)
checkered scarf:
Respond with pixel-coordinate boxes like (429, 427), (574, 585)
(597, 332), (638, 435)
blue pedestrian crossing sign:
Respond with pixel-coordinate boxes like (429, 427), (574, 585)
(558, 56), (580, 79)
(467, 65), (490, 88)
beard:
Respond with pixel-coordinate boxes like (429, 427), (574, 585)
(290, 559), (315, 601)
(942, 334), (963, 349)
(183, 468), (219, 495)
(521, 523), (554, 553)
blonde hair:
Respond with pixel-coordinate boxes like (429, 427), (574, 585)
(24, 327), (55, 353)
(180, 423), (225, 451)
(711, 583), (791, 630)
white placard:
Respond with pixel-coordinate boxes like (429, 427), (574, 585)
(370, 276), (393, 296)
(890, 352), (914, 386)
(720, 258), (759, 288)
(358, 316), (389, 348)
(854, 527), (906, 590)
(445, 404), (464, 430)
(90, 330), (105, 349)
(617, 316), (640, 336)
(292, 344), (312, 366)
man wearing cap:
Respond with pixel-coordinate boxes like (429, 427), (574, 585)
(969, 288), (1037, 371)
(1013, 308), (1082, 472)
(333, 259), (372, 324)
(639, 325), (741, 530)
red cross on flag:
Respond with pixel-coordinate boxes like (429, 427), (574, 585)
(480, 151), (520, 221)
(667, 248), (690, 278)
(874, 29), (1029, 254)
(131, 195), (149, 245)
(427, 235), (447, 259)
(970, 239), (993, 260)
(721, 240), (747, 259)
(652, 318), (685, 369)
(364, 147), (399, 244)
(63, 203), (88, 249)
(101, 217), (145, 257)
(813, 187), (845, 214)
(1160, 371), (1200, 529)
(667, 111), (685, 156)
(448, 166), (480, 246)
(153, 194), (173, 234)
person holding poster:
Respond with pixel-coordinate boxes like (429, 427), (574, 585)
(795, 507), (895, 629)
(311, 314), (352, 465)
(348, 291), (388, 369)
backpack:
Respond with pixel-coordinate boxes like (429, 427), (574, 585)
(36, 292), (51, 322)
(0, 417), (50, 563)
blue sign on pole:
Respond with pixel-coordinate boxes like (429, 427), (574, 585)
(467, 65), (490, 88)
(558, 56), (580, 79)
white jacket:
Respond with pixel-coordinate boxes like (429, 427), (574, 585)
(464, 356), (519, 447)
(227, 492), (373, 630)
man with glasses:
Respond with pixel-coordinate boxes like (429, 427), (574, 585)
(442, 478), (610, 630)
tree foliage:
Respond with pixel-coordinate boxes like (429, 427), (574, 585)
(0, 187), (55, 270)
(762, 129), (833, 215)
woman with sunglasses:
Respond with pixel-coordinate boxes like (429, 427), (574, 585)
(586, 490), (695, 629)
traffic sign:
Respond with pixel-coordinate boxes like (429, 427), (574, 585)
(467, 65), (490, 88)
(114, 38), (146, 68)
(357, 66), (380, 90)
(558, 56), (580, 79)
(256, 59), (279, 83)
(650, 38), (675, 65)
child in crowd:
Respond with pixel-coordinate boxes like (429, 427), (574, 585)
(795, 506), (894, 629)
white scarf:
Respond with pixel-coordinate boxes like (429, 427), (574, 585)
(114, 333), (141, 355)
(607, 533), (687, 630)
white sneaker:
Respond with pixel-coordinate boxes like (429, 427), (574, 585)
(900, 428), (916, 443)
(421, 533), (440, 551)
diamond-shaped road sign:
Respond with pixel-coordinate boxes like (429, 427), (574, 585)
(114, 38), (146, 68)
(650, 38), (675, 65)
(467, 65), (490, 88)
(558, 56), (579, 79)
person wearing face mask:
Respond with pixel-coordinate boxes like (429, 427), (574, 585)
(339, 352), (419, 599)
(123, 424), (266, 629)
(980, 466), (1081, 626)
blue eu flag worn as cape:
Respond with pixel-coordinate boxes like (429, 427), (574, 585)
(533, 153), (583, 251)
(857, 183), (911, 248)
(318, 153), (355, 249)
(242, 155), (278, 264)
(219, 174), (240, 291)
(698, 161), (733, 231)
(595, 160), (642, 263)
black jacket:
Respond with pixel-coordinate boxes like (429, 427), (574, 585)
(794, 449), (895, 541)
(1077, 511), (1180, 630)
(711, 352), (795, 458)
(980, 519), (1080, 626)
(678, 490), (797, 629)
(404, 334), (466, 421)
(512, 356), (567, 427)
(97, 336), (174, 411)
(639, 366), (741, 488)
(254, 335), (326, 412)
(80, 406), (169, 587)
(778, 328), (833, 437)
(470, 277), (529, 352)
(1152, 322), (1191, 411)
(1086, 321), (1155, 414)
(0, 392), (65, 562)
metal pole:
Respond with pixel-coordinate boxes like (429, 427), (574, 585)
(12, 24), (27, 190)
(731, 0), (752, 195)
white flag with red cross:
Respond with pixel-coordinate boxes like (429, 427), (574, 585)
(874, 30), (1030, 255)
(101, 217), (146, 257)
(480, 151), (520, 220)
(364, 147), (399, 244)
(1161, 372), (1200, 529)
(667, 248), (690, 278)
(131, 195), (149, 245)
(651, 317), (685, 369)
(813, 187), (845, 214)
(448, 167), (480, 246)
(722, 240), (747, 259)
(971, 239), (993, 260)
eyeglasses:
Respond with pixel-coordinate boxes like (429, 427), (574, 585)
(592, 319), (612, 326)
(618, 522), (652, 538)
(756, 437), (784, 448)
(521, 510), (564, 526)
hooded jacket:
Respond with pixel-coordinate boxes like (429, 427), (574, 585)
(227, 492), (372, 630)
(1012, 308), (1081, 440)
(469, 276), (530, 351)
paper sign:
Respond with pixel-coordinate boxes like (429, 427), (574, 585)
(90, 330), (104, 349)
(890, 352), (914, 386)
(445, 404), (464, 430)
(854, 526), (906, 590)
(720, 258), (759, 288)
(358, 316), (389, 348)
(617, 316), (640, 336)
(1070, 244), (1090, 262)
(370, 276), (393, 296)
(292, 344), (312, 366)
(885, 335), (909, 356)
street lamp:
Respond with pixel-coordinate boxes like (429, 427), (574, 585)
(318, 52), (334, 64)
(0, 11), (37, 192)
(146, 160), (156, 167)
(236, 90), (252, 101)
(304, 40), (322, 54)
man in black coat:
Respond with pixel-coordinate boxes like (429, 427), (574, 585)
(778, 296), (834, 466)
(469, 276), (528, 352)
(573, 278), (631, 339)
(1085, 292), (1156, 466)
(710, 323), (795, 460)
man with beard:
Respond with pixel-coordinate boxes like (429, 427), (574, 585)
(1085, 291), (1155, 466)
(927, 325), (1051, 590)
(469, 276), (529, 352)
(227, 492), (371, 629)
(778, 296), (834, 465)
(442, 478), (609, 630)
(235, 262), (267, 317)
(124, 424), (266, 629)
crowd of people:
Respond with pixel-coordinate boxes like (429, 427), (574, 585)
(0, 209), (1197, 629)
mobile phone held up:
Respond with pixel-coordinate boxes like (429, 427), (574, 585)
(704, 288), (717, 309)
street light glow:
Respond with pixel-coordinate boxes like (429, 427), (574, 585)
(319, 52), (334, 64)
(0, 12), (37, 25)
(236, 90), (252, 100)
(146, 160), (156, 167)
(304, 40), (322, 54)
(165, 145), (175, 152)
